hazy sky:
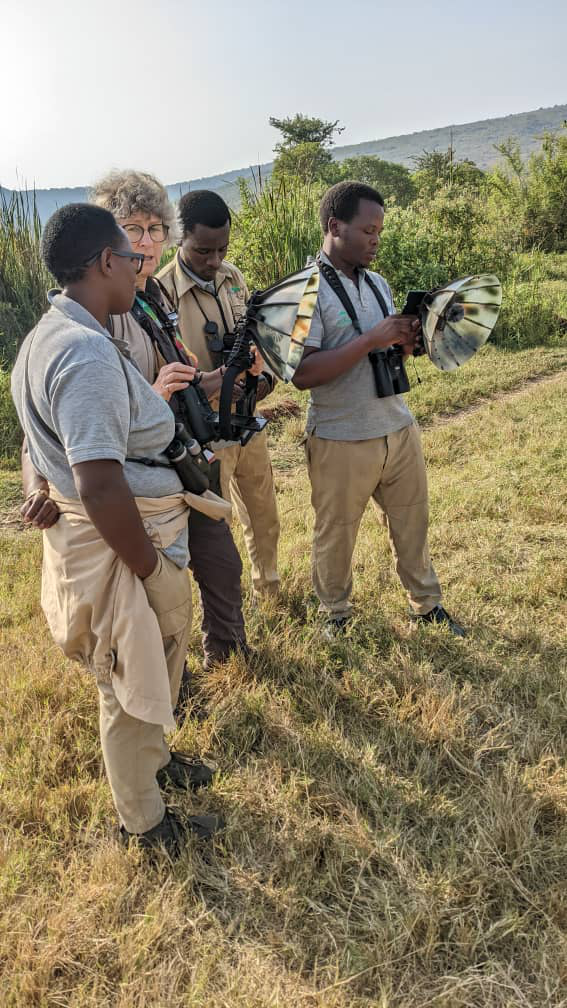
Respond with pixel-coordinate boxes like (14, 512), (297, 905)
(1, 0), (565, 190)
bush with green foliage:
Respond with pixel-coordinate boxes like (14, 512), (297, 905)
(412, 148), (486, 198)
(272, 142), (335, 184)
(494, 256), (566, 349)
(333, 155), (416, 207)
(377, 185), (514, 305)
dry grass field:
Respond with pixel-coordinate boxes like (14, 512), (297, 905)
(1, 346), (566, 1007)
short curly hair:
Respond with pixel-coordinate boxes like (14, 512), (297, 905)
(319, 181), (384, 233)
(178, 190), (231, 235)
(41, 203), (122, 285)
(89, 170), (179, 247)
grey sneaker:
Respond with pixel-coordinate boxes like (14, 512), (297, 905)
(321, 616), (350, 641)
(410, 605), (466, 638)
(119, 808), (224, 856)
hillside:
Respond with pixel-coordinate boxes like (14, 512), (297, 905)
(2, 103), (565, 222)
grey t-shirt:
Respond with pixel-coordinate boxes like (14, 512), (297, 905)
(11, 292), (188, 567)
(304, 252), (413, 440)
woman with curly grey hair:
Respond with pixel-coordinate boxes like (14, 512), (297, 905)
(91, 170), (179, 243)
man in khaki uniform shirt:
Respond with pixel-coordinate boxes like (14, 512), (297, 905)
(293, 181), (465, 639)
(158, 190), (280, 597)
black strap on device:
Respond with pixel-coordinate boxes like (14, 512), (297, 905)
(316, 254), (391, 329)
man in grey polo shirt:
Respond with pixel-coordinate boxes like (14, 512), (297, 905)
(293, 181), (464, 638)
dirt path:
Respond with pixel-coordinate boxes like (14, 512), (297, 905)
(419, 369), (566, 430)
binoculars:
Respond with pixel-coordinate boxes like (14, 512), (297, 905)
(368, 346), (411, 398)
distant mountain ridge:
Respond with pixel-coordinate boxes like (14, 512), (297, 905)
(2, 103), (565, 223)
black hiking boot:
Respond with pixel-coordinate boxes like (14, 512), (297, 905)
(157, 750), (217, 792)
(119, 808), (224, 856)
(410, 604), (466, 638)
(202, 641), (253, 673)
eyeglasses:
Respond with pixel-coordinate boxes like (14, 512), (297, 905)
(123, 223), (169, 244)
(84, 248), (146, 274)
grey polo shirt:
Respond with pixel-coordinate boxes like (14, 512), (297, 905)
(304, 251), (414, 440)
(11, 292), (189, 567)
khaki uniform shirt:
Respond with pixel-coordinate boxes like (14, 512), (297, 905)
(157, 251), (249, 373)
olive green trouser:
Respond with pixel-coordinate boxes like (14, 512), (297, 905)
(305, 423), (442, 620)
(97, 551), (191, 835)
(219, 427), (280, 596)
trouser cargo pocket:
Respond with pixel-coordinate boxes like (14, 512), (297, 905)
(142, 551), (191, 639)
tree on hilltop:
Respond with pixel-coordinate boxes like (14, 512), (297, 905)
(270, 114), (344, 183)
(269, 114), (344, 150)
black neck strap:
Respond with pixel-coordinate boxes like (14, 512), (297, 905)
(316, 255), (390, 330)
(132, 291), (186, 369)
(179, 255), (233, 338)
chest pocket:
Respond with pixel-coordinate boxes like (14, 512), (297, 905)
(227, 285), (247, 322)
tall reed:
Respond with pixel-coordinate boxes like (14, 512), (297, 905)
(231, 175), (323, 289)
(0, 189), (51, 366)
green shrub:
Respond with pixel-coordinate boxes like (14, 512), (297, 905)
(489, 128), (567, 253)
(333, 155), (416, 207)
(377, 185), (514, 306)
(0, 302), (22, 366)
(0, 366), (22, 463)
(534, 251), (567, 281)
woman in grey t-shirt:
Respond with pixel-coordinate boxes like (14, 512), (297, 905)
(11, 204), (222, 854)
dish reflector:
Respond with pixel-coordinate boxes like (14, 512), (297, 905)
(421, 274), (502, 371)
(247, 264), (319, 382)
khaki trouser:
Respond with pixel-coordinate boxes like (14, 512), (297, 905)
(305, 424), (442, 619)
(97, 550), (191, 834)
(219, 427), (280, 596)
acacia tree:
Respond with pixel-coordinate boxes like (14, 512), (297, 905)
(269, 114), (344, 149)
(412, 148), (485, 197)
(270, 114), (344, 183)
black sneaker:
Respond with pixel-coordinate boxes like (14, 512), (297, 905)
(119, 808), (224, 856)
(202, 641), (253, 673)
(321, 616), (350, 641)
(157, 750), (217, 792)
(410, 605), (466, 638)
